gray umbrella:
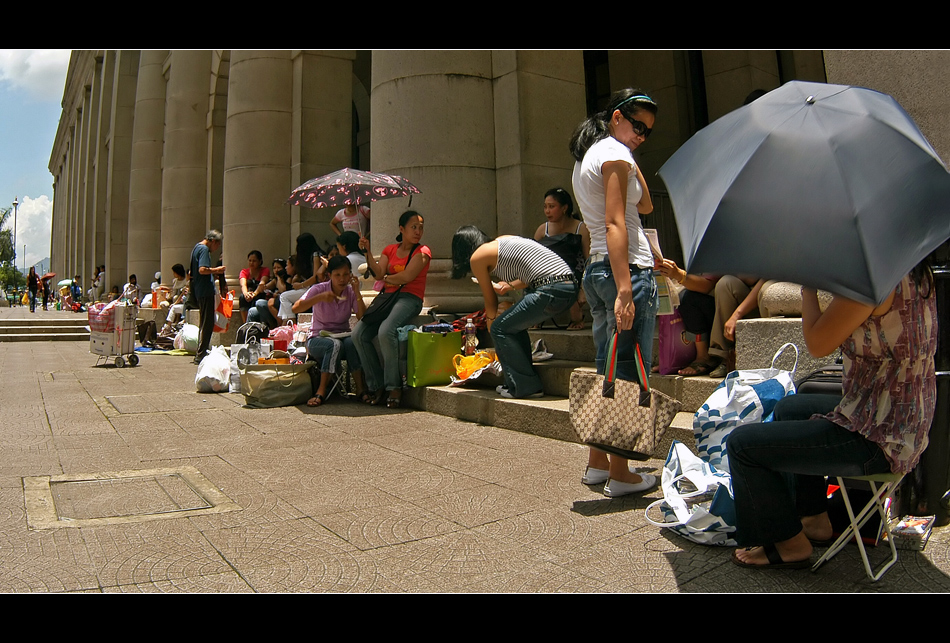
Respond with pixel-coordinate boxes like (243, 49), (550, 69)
(658, 80), (950, 305)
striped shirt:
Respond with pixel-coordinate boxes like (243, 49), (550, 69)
(494, 236), (572, 288)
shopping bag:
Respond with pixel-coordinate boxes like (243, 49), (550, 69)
(657, 309), (697, 375)
(406, 330), (462, 387)
(88, 299), (120, 332)
(240, 362), (314, 408)
(644, 440), (737, 547)
(195, 346), (231, 393)
(570, 332), (681, 460)
(449, 350), (503, 387)
(229, 339), (263, 394)
(693, 342), (799, 474)
(174, 323), (200, 353)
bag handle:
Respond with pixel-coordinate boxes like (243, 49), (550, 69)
(601, 331), (650, 406)
(770, 342), (800, 374)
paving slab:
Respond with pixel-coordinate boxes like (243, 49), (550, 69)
(0, 318), (948, 593)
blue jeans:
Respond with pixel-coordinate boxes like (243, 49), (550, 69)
(583, 260), (658, 379)
(491, 281), (577, 398)
(352, 293), (423, 391)
(727, 394), (892, 547)
(248, 299), (278, 328)
(307, 335), (361, 374)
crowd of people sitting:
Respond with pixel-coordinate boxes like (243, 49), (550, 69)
(51, 85), (938, 577)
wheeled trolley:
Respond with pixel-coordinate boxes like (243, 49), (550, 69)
(89, 302), (139, 367)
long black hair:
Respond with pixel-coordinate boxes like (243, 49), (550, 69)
(295, 232), (320, 280)
(569, 88), (658, 162)
(451, 225), (492, 280)
(912, 258), (934, 298)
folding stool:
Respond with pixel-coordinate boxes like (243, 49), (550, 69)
(811, 472), (904, 582)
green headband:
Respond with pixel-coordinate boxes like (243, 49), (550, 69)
(616, 94), (656, 109)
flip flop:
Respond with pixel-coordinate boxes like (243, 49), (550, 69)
(678, 359), (718, 377)
(567, 320), (585, 330)
(731, 545), (811, 570)
(357, 391), (373, 404)
(307, 394), (326, 407)
(386, 394), (402, 409)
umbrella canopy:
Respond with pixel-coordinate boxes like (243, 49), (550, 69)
(41, 272), (56, 280)
(57, 279), (73, 287)
(658, 80), (950, 305)
(287, 168), (420, 209)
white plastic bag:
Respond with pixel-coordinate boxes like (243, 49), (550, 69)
(692, 343), (798, 473)
(645, 440), (738, 547)
(174, 323), (200, 353)
(196, 346), (231, 393)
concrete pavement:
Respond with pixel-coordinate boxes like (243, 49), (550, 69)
(2, 310), (949, 592)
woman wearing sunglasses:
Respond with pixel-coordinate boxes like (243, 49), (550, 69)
(570, 88), (660, 497)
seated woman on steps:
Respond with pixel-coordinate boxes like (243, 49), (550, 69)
(728, 261), (936, 570)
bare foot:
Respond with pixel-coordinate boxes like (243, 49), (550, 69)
(801, 512), (833, 542)
(733, 532), (812, 567)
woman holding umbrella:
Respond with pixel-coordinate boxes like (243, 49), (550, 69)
(729, 264), (937, 569)
(570, 89), (659, 497)
(353, 211), (430, 408)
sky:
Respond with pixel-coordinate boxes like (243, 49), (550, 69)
(0, 49), (71, 272)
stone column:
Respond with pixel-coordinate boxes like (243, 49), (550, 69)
(824, 50), (950, 163)
(290, 50), (355, 243)
(161, 50), (212, 281)
(222, 50), (293, 283)
(491, 51), (586, 238)
(127, 50), (166, 286)
(81, 59), (103, 287)
(90, 52), (114, 286)
(371, 51), (495, 311)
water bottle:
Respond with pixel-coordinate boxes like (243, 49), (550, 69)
(464, 319), (478, 356)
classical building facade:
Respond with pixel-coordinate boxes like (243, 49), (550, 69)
(47, 50), (950, 310)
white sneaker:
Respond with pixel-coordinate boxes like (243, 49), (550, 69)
(603, 474), (657, 497)
(531, 338), (553, 362)
(496, 385), (543, 399)
(581, 466), (609, 485)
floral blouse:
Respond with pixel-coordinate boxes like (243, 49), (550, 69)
(816, 274), (938, 474)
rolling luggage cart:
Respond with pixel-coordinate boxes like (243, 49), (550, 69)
(89, 301), (139, 368)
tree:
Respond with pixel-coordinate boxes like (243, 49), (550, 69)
(0, 207), (12, 265)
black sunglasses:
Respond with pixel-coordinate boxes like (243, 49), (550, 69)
(625, 114), (652, 139)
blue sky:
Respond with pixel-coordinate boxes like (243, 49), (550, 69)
(0, 49), (70, 271)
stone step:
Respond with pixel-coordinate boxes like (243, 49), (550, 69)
(0, 318), (90, 328)
(0, 332), (90, 342)
(0, 324), (89, 334)
(402, 383), (696, 453)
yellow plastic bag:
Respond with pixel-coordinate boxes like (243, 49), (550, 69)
(453, 351), (496, 380)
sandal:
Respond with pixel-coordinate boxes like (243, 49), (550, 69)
(678, 359), (719, 377)
(567, 320), (585, 331)
(369, 389), (387, 406)
(357, 391), (373, 404)
(731, 544), (811, 570)
(386, 391), (402, 409)
(307, 394), (326, 407)
(709, 363), (729, 378)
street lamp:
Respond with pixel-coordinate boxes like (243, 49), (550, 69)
(11, 197), (17, 295)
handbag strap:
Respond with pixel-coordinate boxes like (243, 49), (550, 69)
(601, 331), (651, 404)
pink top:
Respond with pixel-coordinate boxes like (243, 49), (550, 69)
(815, 274), (937, 473)
(239, 266), (270, 288)
(304, 281), (359, 336)
(382, 243), (430, 300)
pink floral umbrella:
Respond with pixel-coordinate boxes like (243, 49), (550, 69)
(287, 168), (420, 209)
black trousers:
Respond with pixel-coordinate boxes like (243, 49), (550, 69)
(197, 295), (216, 358)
